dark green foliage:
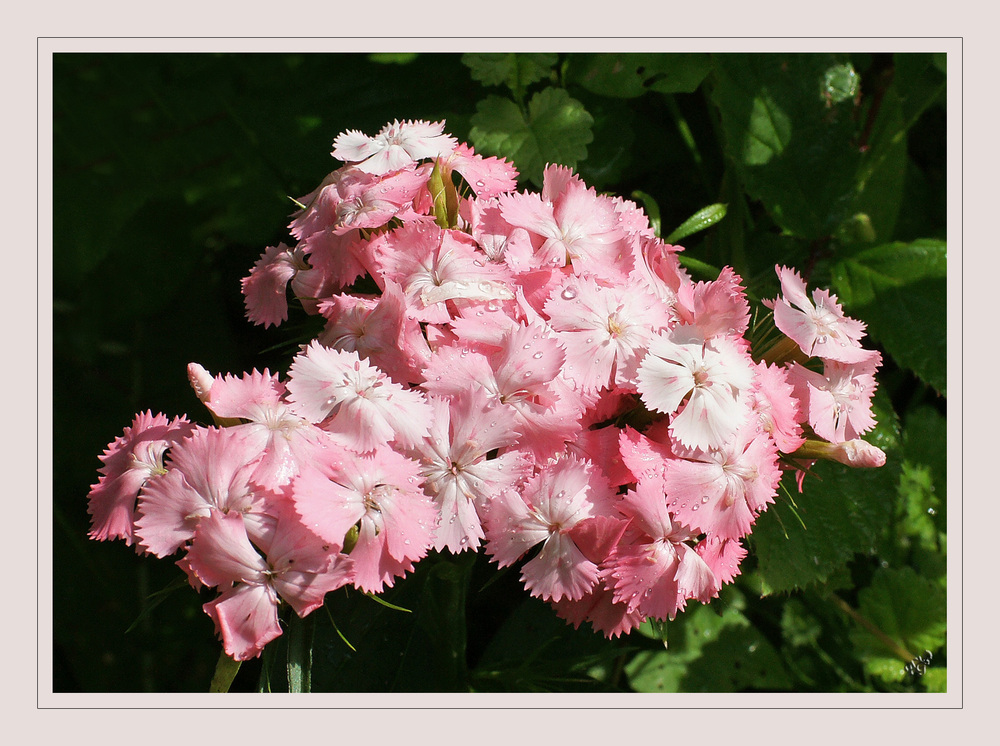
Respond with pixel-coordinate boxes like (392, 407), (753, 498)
(53, 51), (947, 693)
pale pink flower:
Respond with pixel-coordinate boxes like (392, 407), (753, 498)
(629, 235), (689, 309)
(134, 427), (270, 558)
(294, 228), (368, 302)
(768, 265), (874, 363)
(617, 424), (675, 487)
(332, 119), (457, 174)
(695, 536), (747, 587)
(187, 505), (352, 661)
(747, 361), (806, 453)
(498, 165), (626, 273)
(423, 322), (583, 459)
(317, 280), (432, 385)
(485, 456), (612, 603)
(544, 274), (673, 394)
(565, 425), (633, 488)
(550, 580), (646, 639)
(663, 425), (782, 541)
(461, 197), (535, 272)
(438, 143), (519, 199)
(673, 266), (751, 341)
(285, 341), (433, 453)
(413, 391), (530, 553)
(788, 354), (881, 443)
(86, 411), (195, 545)
(604, 479), (720, 621)
(636, 325), (755, 451)
(549, 514), (642, 638)
(290, 444), (437, 593)
(203, 368), (329, 489)
(241, 243), (308, 328)
(372, 221), (514, 323)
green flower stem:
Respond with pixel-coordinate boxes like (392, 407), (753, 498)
(209, 650), (242, 693)
(286, 611), (315, 693)
(830, 593), (914, 663)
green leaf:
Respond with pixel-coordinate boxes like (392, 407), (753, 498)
(567, 53), (711, 98)
(471, 596), (626, 692)
(461, 52), (558, 91)
(626, 589), (792, 692)
(310, 553), (474, 692)
(709, 53), (864, 239)
(664, 203), (728, 244)
(780, 598), (822, 648)
(897, 462), (941, 552)
(751, 454), (899, 594)
(831, 238), (947, 394)
(367, 53), (419, 65)
(850, 566), (947, 680)
(469, 88), (594, 186)
(923, 667), (947, 692)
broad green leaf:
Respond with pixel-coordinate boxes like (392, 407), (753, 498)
(780, 599), (822, 648)
(469, 88), (594, 186)
(573, 97), (636, 188)
(709, 53), (864, 239)
(831, 238), (947, 394)
(851, 53), (945, 243)
(751, 452), (899, 594)
(850, 566), (947, 681)
(626, 588), (792, 692)
(567, 53), (711, 98)
(462, 52), (557, 91)
(897, 462), (941, 553)
(923, 667), (947, 692)
(902, 405), (947, 509)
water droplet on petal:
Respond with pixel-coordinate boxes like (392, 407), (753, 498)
(560, 286), (578, 301)
(532, 352), (543, 359)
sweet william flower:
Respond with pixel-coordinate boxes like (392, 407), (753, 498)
(664, 425), (782, 541)
(187, 504), (352, 661)
(498, 165), (626, 275)
(332, 119), (457, 175)
(485, 456), (613, 603)
(201, 368), (329, 489)
(290, 444), (437, 593)
(86, 411), (195, 545)
(286, 341), (433, 453)
(544, 274), (672, 395)
(788, 353), (881, 443)
(768, 265), (874, 364)
(413, 390), (529, 553)
(604, 479), (720, 621)
(134, 426), (271, 558)
(636, 325), (755, 451)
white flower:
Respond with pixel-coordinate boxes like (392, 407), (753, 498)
(636, 325), (754, 450)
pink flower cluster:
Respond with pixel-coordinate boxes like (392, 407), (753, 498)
(87, 120), (886, 658)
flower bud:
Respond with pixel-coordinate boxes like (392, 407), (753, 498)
(793, 438), (886, 468)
